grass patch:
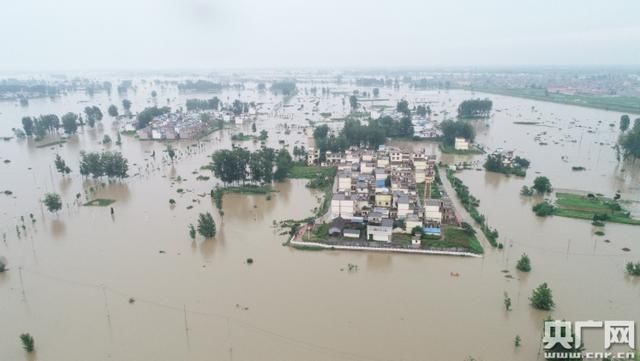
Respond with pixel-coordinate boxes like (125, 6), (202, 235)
(439, 143), (484, 155)
(288, 165), (336, 179)
(305, 223), (330, 242)
(552, 192), (640, 225)
(422, 226), (483, 254)
(84, 198), (116, 207)
(468, 87), (640, 114)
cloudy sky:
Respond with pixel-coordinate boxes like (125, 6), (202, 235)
(1, 0), (639, 71)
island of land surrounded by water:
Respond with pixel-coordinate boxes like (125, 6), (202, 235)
(1, 72), (639, 361)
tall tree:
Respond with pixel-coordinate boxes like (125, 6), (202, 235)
(61, 113), (79, 134)
(620, 115), (631, 131)
(197, 212), (216, 238)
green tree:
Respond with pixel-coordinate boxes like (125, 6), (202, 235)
(136, 106), (170, 129)
(166, 145), (176, 163)
(530, 283), (554, 310)
(43, 193), (62, 213)
(54, 154), (71, 175)
(620, 125), (640, 159)
(61, 112), (79, 134)
(197, 212), (216, 238)
(84, 106), (103, 127)
(21, 117), (34, 136)
(122, 99), (132, 112)
(79, 151), (129, 178)
(620, 114), (630, 131)
(108, 104), (119, 117)
(20, 333), (35, 352)
(274, 149), (293, 181)
(516, 253), (532, 272)
(102, 135), (111, 144)
(396, 99), (410, 115)
(504, 292), (512, 311)
(349, 95), (358, 111)
(440, 119), (475, 147)
(252, 122), (257, 133)
(151, 90), (157, 98)
(189, 224), (196, 241)
(457, 98), (493, 118)
(532, 176), (552, 194)
(626, 262), (640, 276)
(514, 335), (521, 347)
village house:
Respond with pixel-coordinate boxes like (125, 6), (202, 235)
(454, 137), (470, 150)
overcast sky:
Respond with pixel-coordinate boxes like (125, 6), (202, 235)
(1, 0), (639, 71)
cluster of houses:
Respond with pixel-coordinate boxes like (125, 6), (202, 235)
(122, 108), (259, 140)
(308, 146), (455, 245)
(132, 113), (208, 140)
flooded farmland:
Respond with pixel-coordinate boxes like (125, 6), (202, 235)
(1, 83), (639, 361)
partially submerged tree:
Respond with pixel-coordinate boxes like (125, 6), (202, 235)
(166, 145), (176, 163)
(516, 254), (532, 272)
(532, 176), (552, 194)
(20, 333), (35, 352)
(108, 104), (119, 117)
(530, 283), (554, 310)
(54, 154), (71, 175)
(197, 212), (216, 238)
(43, 193), (62, 213)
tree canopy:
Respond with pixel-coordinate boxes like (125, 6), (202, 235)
(197, 212), (216, 238)
(186, 97), (220, 111)
(136, 106), (170, 129)
(61, 113), (79, 134)
(79, 151), (129, 178)
(457, 98), (493, 118)
(440, 119), (475, 146)
(530, 283), (554, 310)
(43, 193), (62, 213)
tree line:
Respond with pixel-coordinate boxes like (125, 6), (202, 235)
(79, 151), (129, 178)
(209, 147), (293, 185)
(313, 115), (413, 159)
(457, 99), (493, 118)
(186, 97), (220, 111)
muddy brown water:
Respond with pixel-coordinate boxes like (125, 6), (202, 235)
(1, 84), (639, 361)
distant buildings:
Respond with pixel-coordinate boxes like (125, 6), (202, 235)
(130, 112), (208, 140)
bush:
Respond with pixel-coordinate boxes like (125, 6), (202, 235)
(532, 201), (555, 217)
(530, 283), (554, 310)
(626, 262), (640, 276)
(516, 254), (531, 272)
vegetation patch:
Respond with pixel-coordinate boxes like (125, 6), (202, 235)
(84, 198), (116, 207)
(421, 226), (483, 254)
(553, 192), (640, 225)
(36, 139), (66, 148)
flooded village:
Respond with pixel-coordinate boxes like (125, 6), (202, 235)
(1, 70), (639, 361)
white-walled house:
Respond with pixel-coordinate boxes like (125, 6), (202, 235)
(454, 137), (470, 150)
(331, 193), (355, 219)
(367, 218), (393, 242)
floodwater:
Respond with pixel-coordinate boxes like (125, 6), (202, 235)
(1, 82), (639, 361)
